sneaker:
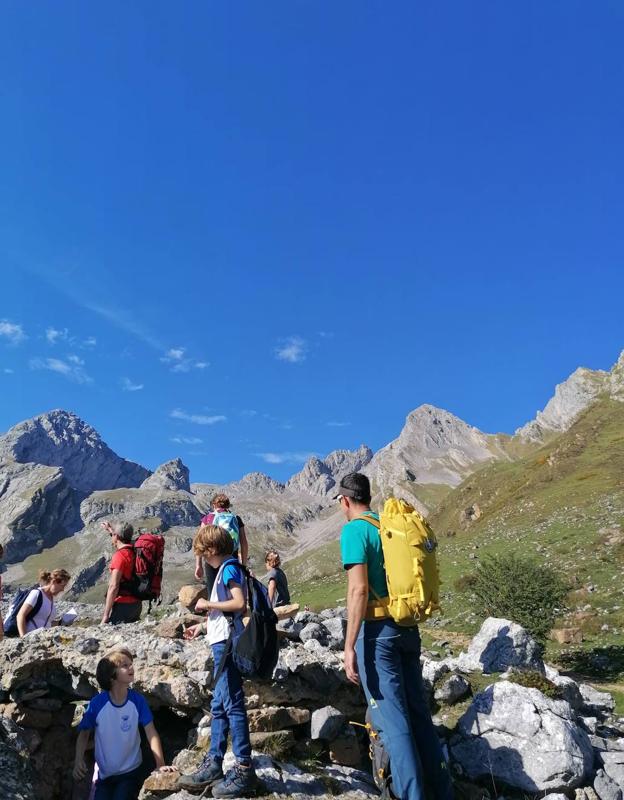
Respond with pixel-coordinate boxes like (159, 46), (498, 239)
(212, 762), (258, 798)
(177, 754), (224, 791)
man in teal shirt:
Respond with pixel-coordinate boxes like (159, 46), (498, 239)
(338, 473), (453, 800)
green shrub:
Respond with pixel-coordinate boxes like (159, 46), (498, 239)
(470, 553), (568, 645)
(454, 573), (477, 593)
(507, 669), (563, 699)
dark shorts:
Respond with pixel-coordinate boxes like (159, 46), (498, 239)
(109, 601), (142, 625)
(94, 764), (144, 800)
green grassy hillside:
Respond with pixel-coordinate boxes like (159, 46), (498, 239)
(288, 399), (624, 661)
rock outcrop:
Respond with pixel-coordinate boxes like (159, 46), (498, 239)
(517, 350), (624, 441)
(454, 617), (544, 674)
(140, 458), (191, 493)
(0, 410), (149, 492)
(80, 458), (201, 531)
(0, 461), (80, 562)
(451, 681), (594, 792)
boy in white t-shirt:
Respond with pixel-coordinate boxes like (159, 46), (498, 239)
(73, 648), (176, 800)
(179, 525), (257, 798)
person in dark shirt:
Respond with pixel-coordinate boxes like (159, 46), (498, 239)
(264, 551), (290, 608)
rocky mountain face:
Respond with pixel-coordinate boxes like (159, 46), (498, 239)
(0, 461), (80, 562)
(286, 445), (373, 497)
(517, 349), (624, 441)
(0, 410), (150, 493)
(141, 458), (191, 493)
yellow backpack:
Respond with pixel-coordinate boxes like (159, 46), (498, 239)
(358, 497), (440, 626)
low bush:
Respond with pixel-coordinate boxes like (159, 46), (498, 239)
(507, 669), (563, 699)
(470, 552), (568, 645)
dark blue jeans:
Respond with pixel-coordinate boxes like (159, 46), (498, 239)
(356, 620), (453, 800)
(209, 640), (252, 764)
(94, 764), (143, 800)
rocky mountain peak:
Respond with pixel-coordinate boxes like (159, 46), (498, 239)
(366, 404), (502, 502)
(0, 409), (150, 493)
(516, 349), (624, 441)
(286, 445), (373, 498)
(141, 458), (191, 493)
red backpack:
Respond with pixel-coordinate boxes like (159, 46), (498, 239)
(127, 532), (165, 606)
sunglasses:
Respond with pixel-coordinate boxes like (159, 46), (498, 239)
(53, 578), (67, 585)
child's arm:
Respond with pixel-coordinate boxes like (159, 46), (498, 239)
(143, 721), (177, 772)
(194, 555), (204, 581)
(203, 583), (245, 614)
(73, 729), (91, 780)
(267, 578), (276, 607)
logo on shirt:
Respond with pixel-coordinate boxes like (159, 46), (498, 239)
(120, 714), (131, 732)
(423, 538), (437, 553)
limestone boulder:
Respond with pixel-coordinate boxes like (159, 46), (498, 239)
(451, 681), (594, 792)
(455, 617), (544, 674)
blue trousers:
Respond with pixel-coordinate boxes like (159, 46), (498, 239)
(209, 640), (252, 764)
(356, 620), (454, 800)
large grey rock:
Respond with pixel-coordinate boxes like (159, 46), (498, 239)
(601, 752), (624, 791)
(451, 681), (594, 792)
(0, 717), (36, 800)
(311, 706), (347, 740)
(455, 617), (544, 674)
(141, 458), (191, 493)
(595, 768), (623, 800)
(300, 623), (328, 645)
(322, 617), (347, 649)
(0, 409), (149, 492)
(434, 674), (471, 705)
(421, 657), (451, 687)
(579, 683), (616, 716)
(0, 461), (80, 561)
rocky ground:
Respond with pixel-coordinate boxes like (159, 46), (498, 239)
(1, 597), (624, 800)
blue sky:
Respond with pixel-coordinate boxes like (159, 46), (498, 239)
(1, 2), (623, 483)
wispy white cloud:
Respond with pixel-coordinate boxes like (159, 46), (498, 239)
(161, 348), (209, 373)
(3, 368), (14, 374)
(275, 336), (307, 364)
(170, 408), (226, 425)
(255, 450), (316, 465)
(121, 377), (144, 392)
(84, 302), (164, 350)
(29, 356), (93, 384)
(241, 409), (258, 418)
(0, 320), (26, 345)
(171, 436), (203, 445)
(83, 336), (97, 347)
(327, 421), (351, 427)
(46, 326), (69, 344)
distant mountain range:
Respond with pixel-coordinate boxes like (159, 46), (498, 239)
(1, 349), (622, 602)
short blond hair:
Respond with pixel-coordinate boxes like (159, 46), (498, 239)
(193, 525), (234, 557)
(96, 647), (133, 690)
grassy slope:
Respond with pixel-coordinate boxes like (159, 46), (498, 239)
(288, 399), (624, 661)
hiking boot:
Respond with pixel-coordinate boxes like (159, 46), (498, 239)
(212, 762), (258, 798)
(177, 754), (224, 791)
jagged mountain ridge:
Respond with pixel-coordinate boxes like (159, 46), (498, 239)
(517, 350), (624, 441)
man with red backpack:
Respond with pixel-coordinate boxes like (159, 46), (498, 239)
(101, 521), (143, 624)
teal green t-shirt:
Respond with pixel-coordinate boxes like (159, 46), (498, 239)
(340, 511), (388, 602)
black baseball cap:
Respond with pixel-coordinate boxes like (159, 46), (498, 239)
(332, 482), (363, 501)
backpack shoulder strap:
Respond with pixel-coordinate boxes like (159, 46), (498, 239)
(27, 588), (44, 621)
(354, 514), (380, 530)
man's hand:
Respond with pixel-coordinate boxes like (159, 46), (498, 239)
(344, 646), (360, 685)
(100, 614), (109, 625)
(73, 758), (88, 781)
